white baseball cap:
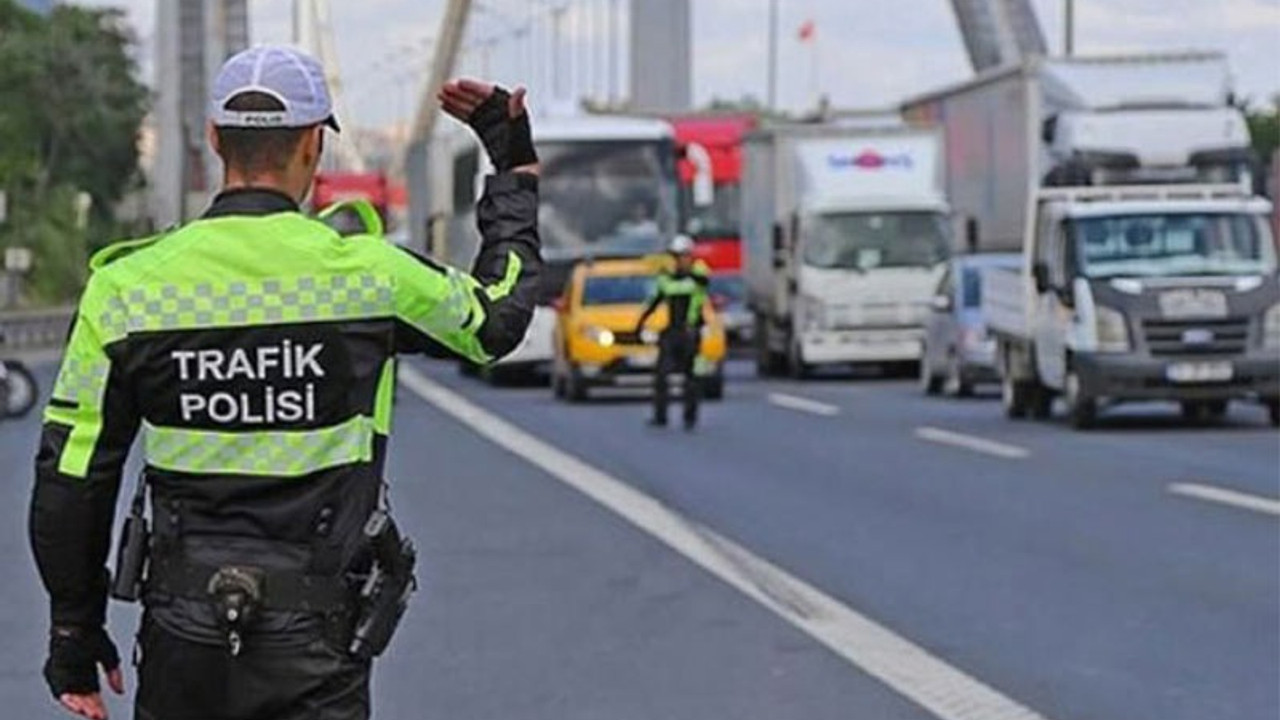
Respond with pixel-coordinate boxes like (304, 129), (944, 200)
(210, 45), (340, 131)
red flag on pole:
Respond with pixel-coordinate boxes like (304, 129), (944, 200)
(798, 19), (815, 42)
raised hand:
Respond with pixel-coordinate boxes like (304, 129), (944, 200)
(438, 78), (537, 174)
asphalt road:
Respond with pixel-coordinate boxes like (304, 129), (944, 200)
(1, 358), (1276, 719)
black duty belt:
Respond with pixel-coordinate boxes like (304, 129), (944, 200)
(147, 561), (353, 613)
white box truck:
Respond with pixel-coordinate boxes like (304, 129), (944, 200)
(904, 53), (1280, 428)
(743, 126), (951, 377)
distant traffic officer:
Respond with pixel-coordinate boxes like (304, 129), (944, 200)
(29, 45), (542, 720)
(635, 235), (711, 430)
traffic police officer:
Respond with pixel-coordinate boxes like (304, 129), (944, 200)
(635, 235), (711, 430)
(29, 46), (542, 720)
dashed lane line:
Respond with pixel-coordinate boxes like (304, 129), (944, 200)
(767, 392), (841, 417)
(1168, 482), (1280, 518)
(915, 427), (1031, 460)
(399, 365), (1051, 720)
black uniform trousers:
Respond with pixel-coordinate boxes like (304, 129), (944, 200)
(653, 327), (701, 426)
(135, 617), (371, 720)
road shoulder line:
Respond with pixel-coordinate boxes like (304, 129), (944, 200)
(1168, 482), (1280, 517)
(399, 364), (1051, 720)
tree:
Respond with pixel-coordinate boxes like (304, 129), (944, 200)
(0, 0), (147, 304)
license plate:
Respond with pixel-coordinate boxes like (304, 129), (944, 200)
(1166, 361), (1233, 383)
(628, 353), (657, 369)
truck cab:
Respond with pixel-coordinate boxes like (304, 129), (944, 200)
(1000, 184), (1280, 426)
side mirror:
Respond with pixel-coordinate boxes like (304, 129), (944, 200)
(930, 294), (952, 313)
(1032, 261), (1051, 294)
(685, 142), (715, 208)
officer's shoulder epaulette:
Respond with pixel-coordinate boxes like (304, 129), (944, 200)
(88, 230), (172, 273)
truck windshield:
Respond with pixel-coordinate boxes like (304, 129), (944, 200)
(802, 212), (950, 270)
(537, 140), (677, 257)
(1074, 213), (1277, 278)
(581, 275), (656, 306)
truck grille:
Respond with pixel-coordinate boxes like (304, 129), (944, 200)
(1142, 318), (1248, 357)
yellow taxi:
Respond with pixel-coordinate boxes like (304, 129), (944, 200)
(552, 255), (727, 402)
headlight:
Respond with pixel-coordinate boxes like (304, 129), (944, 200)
(801, 295), (827, 330)
(1094, 305), (1130, 353)
(958, 326), (988, 352)
(580, 325), (615, 347)
(1264, 304), (1280, 349)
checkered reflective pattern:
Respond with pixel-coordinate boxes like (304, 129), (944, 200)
(144, 416), (374, 476)
(103, 274), (394, 334)
(52, 355), (110, 405)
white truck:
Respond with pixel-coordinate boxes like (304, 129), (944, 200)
(742, 126), (951, 377)
(904, 53), (1280, 428)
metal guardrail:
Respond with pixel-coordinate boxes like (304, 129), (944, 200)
(0, 306), (75, 352)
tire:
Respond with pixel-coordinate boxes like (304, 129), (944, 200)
(754, 314), (785, 377)
(787, 338), (811, 380)
(2, 360), (38, 419)
(1028, 384), (1054, 419)
(566, 368), (589, 403)
(943, 353), (973, 398)
(1267, 397), (1280, 427)
(1064, 370), (1097, 430)
(552, 371), (567, 400)
(1002, 375), (1029, 419)
(919, 346), (942, 396)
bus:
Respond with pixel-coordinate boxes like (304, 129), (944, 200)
(443, 114), (679, 380)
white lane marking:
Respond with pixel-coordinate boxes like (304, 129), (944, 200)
(1168, 483), (1280, 518)
(914, 427), (1030, 460)
(399, 365), (1052, 720)
(767, 392), (841, 417)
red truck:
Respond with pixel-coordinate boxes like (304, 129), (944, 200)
(671, 114), (757, 343)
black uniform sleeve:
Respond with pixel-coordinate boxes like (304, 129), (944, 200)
(391, 172), (542, 363)
(29, 278), (139, 628)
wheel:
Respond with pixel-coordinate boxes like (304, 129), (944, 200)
(754, 315), (785, 377)
(566, 368), (589, 403)
(943, 353), (973, 398)
(1002, 375), (1029, 419)
(552, 371), (567, 399)
(919, 346), (943, 396)
(2, 360), (38, 419)
(1064, 370), (1097, 430)
(704, 374), (725, 400)
(1267, 397), (1280, 427)
(1028, 384), (1054, 419)
(787, 338), (811, 380)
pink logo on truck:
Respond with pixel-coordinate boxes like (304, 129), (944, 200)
(829, 149), (913, 170)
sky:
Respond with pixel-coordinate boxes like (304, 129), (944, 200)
(76, 0), (1280, 130)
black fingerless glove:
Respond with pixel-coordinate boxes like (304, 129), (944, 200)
(466, 86), (538, 172)
(43, 626), (119, 698)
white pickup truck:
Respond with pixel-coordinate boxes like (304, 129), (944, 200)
(983, 184), (1279, 428)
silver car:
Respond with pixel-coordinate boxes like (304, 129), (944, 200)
(920, 253), (1020, 397)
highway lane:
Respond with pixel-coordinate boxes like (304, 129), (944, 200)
(0, 363), (931, 719)
(425, 358), (1279, 720)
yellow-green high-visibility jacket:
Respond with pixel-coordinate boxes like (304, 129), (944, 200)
(29, 178), (540, 633)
